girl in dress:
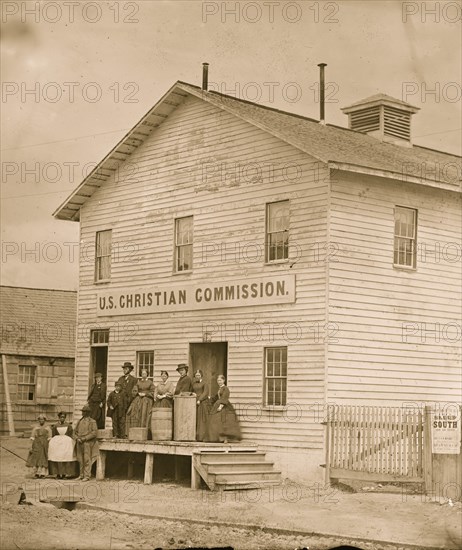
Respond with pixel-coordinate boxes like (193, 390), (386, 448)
(206, 375), (241, 443)
(136, 369), (155, 427)
(48, 412), (77, 479)
(26, 415), (52, 478)
(192, 369), (210, 441)
(153, 371), (174, 408)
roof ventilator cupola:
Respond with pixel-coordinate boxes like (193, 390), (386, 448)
(341, 94), (419, 147)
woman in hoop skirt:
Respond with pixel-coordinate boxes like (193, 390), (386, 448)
(206, 375), (241, 443)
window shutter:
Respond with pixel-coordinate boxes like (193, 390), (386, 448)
(36, 365), (58, 403)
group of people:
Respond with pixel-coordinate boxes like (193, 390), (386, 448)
(26, 405), (98, 482)
(26, 361), (241, 480)
(100, 361), (241, 443)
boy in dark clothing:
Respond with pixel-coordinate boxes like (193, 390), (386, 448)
(107, 382), (126, 438)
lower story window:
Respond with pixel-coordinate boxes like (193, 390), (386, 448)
(137, 351), (154, 379)
(264, 347), (287, 406)
(18, 365), (36, 401)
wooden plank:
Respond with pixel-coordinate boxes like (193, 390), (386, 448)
(329, 468), (423, 483)
(423, 405), (433, 492)
(144, 453), (154, 485)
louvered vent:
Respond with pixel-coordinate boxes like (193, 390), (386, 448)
(383, 106), (411, 141)
(341, 94), (419, 146)
(350, 106), (380, 133)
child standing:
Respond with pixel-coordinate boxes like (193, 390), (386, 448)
(26, 414), (52, 478)
(107, 381), (126, 438)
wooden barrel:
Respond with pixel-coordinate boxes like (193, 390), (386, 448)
(173, 395), (197, 441)
(151, 408), (173, 441)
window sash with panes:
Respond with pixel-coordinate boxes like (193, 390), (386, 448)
(91, 329), (109, 345)
(17, 365), (36, 401)
(175, 216), (193, 272)
(266, 201), (289, 262)
(264, 347), (287, 406)
(95, 230), (112, 282)
(137, 351), (154, 380)
(394, 207), (417, 268)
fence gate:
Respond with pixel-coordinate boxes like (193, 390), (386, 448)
(325, 405), (424, 483)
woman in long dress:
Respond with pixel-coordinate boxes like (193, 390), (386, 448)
(125, 386), (143, 433)
(48, 412), (77, 479)
(136, 369), (155, 426)
(206, 375), (241, 443)
(153, 371), (174, 408)
(26, 415), (52, 478)
(192, 369), (210, 441)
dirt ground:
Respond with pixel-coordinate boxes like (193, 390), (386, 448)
(1, 438), (461, 550)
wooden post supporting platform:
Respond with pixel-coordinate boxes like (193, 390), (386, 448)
(144, 453), (154, 485)
(96, 450), (106, 481)
(191, 454), (201, 489)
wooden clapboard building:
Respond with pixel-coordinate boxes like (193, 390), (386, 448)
(0, 286), (77, 435)
(54, 73), (461, 483)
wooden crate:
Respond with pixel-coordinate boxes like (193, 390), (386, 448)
(128, 427), (149, 441)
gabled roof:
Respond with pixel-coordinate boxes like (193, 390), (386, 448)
(0, 286), (77, 358)
(54, 81), (462, 221)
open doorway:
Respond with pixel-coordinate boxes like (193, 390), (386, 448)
(189, 342), (227, 398)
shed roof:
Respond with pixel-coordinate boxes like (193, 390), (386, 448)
(54, 81), (461, 221)
(0, 286), (77, 358)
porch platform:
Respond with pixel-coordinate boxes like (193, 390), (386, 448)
(96, 439), (259, 489)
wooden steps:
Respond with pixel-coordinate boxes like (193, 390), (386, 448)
(193, 450), (282, 491)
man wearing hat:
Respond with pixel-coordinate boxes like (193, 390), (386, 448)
(87, 372), (106, 429)
(116, 362), (138, 407)
(74, 404), (98, 481)
(174, 363), (194, 395)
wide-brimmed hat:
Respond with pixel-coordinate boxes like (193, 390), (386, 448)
(81, 404), (91, 412)
(176, 363), (189, 373)
(121, 362), (134, 371)
(114, 381), (122, 387)
(95, 372), (103, 378)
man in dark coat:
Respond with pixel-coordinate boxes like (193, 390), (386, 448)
(87, 372), (106, 429)
(174, 363), (194, 395)
(116, 361), (137, 436)
(116, 361), (138, 408)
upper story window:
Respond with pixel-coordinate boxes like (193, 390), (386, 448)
(266, 201), (289, 263)
(394, 206), (417, 269)
(175, 216), (193, 272)
(95, 230), (112, 282)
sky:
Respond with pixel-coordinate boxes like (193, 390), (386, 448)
(1, 0), (461, 290)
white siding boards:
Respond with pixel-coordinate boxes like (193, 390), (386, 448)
(65, 87), (462, 481)
(328, 171), (462, 405)
(76, 95), (330, 455)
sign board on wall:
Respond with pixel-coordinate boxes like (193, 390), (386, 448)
(96, 274), (296, 316)
(431, 409), (461, 454)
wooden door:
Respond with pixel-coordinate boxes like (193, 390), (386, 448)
(189, 343), (227, 398)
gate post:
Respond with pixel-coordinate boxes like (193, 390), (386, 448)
(423, 405), (433, 494)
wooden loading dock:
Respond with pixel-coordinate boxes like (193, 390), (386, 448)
(96, 439), (281, 491)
